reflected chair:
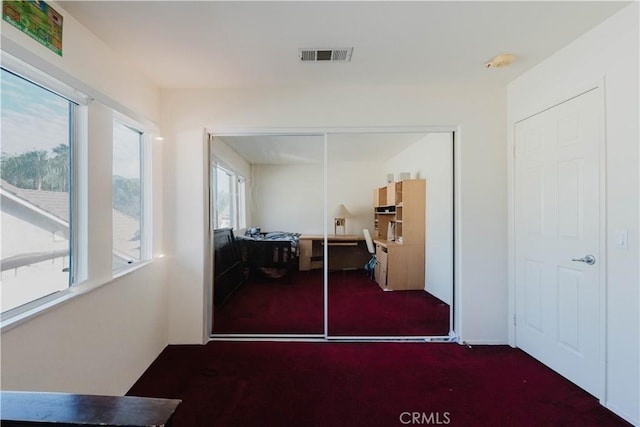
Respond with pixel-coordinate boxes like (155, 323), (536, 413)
(363, 228), (376, 279)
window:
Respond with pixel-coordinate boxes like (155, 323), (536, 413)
(214, 164), (246, 230)
(112, 120), (146, 270)
(0, 68), (76, 313)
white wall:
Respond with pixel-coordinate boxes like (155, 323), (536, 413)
(0, 3), (159, 123)
(166, 129), (208, 344)
(210, 137), (251, 179)
(507, 4), (639, 424)
(248, 159), (383, 236)
(251, 163), (324, 234)
(326, 159), (384, 236)
(1, 2), (168, 395)
(386, 133), (453, 304)
(0, 262), (168, 394)
(162, 84), (507, 344)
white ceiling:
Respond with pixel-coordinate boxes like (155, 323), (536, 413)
(217, 132), (429, 164)
(57, 1), (628, 164)
(58, 1), (629, 89)
(218, 135), (325, 164)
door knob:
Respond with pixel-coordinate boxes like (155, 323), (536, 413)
(571, 254), (596, 265)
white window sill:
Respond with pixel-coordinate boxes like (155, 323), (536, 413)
(0, 260), (153, 333)
(112, 259), (152, 280)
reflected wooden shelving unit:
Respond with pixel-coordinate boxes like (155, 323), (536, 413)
(372, 179), (426, 291)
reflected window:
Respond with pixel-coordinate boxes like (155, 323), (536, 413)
(214, 164), (246, 230)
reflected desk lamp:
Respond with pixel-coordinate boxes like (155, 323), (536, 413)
(334, 204), (351, 235)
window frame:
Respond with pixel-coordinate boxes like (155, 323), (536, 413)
(212, 160), (247, 231)
(0, 51), (159, 331)
(236, 174), (247, 230)
(111, 113), (152, 275)
(0, 58), (86, 318)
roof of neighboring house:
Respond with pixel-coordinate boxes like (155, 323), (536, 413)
(1, 180), (70, 222)
(113, 209), (141, 261)
(1, 180), (141, 262)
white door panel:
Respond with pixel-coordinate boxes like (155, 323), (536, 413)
(515, 89), (602, 397)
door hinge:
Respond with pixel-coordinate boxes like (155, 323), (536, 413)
(513, 315), (517, 326)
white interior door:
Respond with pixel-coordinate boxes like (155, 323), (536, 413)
(515, 88), (602, 396)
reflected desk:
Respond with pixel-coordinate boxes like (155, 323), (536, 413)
(299, 235), (370, 271)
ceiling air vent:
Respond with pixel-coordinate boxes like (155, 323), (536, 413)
(299, 48), (353, 62)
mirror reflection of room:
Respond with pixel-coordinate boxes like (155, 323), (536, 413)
(326, 133), (453, 337)
(210, 132), (453, 338)
(211, 134), (325, 335)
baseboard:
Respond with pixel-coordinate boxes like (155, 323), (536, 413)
(603, 401), (639, 426)
(457, 339), (510, 346)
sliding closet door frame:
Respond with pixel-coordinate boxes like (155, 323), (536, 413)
(205, 126), (460, 343)
(323, 132), (330, 338)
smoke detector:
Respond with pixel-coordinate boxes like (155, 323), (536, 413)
(299, 47), (354, 62)
(485, 53), (515, 68)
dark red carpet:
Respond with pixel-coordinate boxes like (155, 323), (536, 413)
(328, 270), (449, 336)
(127, 342), (630, 426)
(213, 270), (324, 334)
(213, 270), (450, 336)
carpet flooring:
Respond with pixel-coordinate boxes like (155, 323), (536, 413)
(213, 269), (450, 336)
(128, 342), (631, 427)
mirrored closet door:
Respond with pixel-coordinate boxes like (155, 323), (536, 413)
(326, 132), (453, 338)
(209, 130), (455, 339)
(210, 134), (325, 336)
